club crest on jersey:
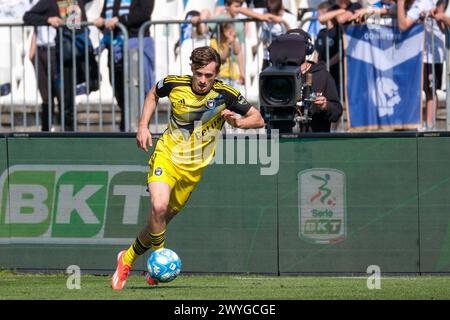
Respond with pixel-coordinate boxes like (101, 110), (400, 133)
(154, 167), (163, 176)
(206, 99), (216, 110)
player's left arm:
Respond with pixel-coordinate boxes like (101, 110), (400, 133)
(220, 88), (265, 129)
(221, 106), (265, 129)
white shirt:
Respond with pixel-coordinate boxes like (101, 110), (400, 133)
(36, 26), (56, 47)
(407, 0), (445, 63)
(260, 9), (299, 60)
(366, 0), (397, 25)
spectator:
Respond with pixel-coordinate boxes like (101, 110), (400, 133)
(431, 1), (450, 26)
(94, 0), (155, 132)
(207, 0), (273, 44)
(210, 22), (245, 90)
(261, 0), (298, 70)
(397, 0), (445, 130)
(27, 24), (59, 131)
(23, 0), (92, 131)
(315, 1), (341, 97)
(352, 0), (397, 23)
(318, 0), (362, 25)
(173, 10), (211, 75)
(203, 0), (273, 75)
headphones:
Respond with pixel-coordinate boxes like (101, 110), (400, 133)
(286, 28), (315, 56)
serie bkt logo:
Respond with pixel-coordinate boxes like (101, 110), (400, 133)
(298, 168), (347, 244)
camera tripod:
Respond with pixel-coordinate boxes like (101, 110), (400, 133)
(293, 103), (313, 133)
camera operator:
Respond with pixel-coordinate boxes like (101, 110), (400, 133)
(290, 29), (343, 132)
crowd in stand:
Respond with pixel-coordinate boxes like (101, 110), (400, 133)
(314, 0), (447, 131)
(13, 0), (450, 132)
(23, 0), (154, 132)
(167, 0), (450, 132)
(313, 0), (446, 131)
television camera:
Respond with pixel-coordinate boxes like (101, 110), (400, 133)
(259, 30), (320, 133)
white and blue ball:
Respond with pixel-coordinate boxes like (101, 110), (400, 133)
(147, 248), (182, 283)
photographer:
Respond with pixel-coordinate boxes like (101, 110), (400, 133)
(290, 29), (342, 132)
(300, 57), (342, 132)
(261, 29), (342, 133)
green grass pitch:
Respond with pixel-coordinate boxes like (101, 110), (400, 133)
(1, 270), (450, 299)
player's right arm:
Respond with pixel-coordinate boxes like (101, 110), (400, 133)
(136, 85), (159, 152)
(137, 76), (181, 151)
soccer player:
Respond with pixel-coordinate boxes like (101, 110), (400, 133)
(112, 46), (265, 290)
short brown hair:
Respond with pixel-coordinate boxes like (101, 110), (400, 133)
(190, 46), (221, 73)
(317, 1), (334, 11)
(267, 0), (283, 14)
(225, 0), (244, 6)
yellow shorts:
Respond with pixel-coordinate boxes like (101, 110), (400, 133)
(147, 151), (203, 212)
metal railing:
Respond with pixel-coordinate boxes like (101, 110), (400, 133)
(1, 15), (449, 133)
(300, 15), (450, 131)
(0, 21), (130, 132)
(137, 18), (264, 133)
(0, 18), (266, 133)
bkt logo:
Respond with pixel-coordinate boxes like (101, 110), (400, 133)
(0, 165), (149, 244)
(298, 168), (347, 244)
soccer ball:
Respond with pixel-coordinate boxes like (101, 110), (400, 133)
(147, 248), (182, 283)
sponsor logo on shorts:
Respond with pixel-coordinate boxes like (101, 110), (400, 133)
(154, 167), (163, 176)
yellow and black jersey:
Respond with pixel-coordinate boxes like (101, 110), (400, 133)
(154, 75), (251, 171)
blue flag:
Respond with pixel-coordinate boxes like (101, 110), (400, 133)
(344, 24), (424, 130)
